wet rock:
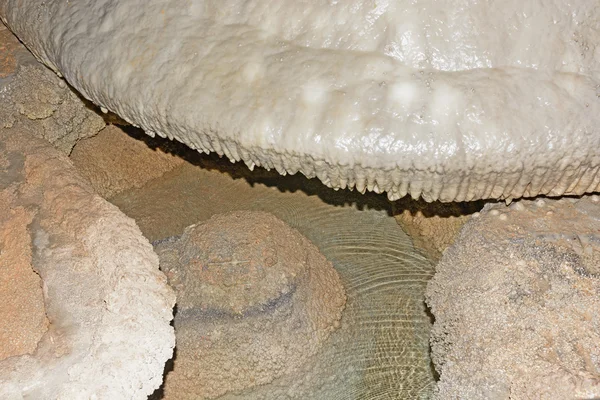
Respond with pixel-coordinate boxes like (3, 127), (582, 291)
(155, 211), (346, 399)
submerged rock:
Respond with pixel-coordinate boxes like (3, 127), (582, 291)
(155, 211), (346, 399)
(110, 154), (436, 399)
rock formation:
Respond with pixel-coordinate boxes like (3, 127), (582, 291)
(427, 197), (600, 399)
(0, 23), (105, 154)
(2, 2), (600, 399)
(0, 188), (47, 361)
(0, 127), (175, 399)
(154, 211), (346, 399)
(70, 124), (184, 198)
(109, 156), (436, 399)
(2, 1), (599, 201)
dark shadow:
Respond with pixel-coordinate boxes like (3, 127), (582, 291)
(393, 196), (488, 219)
(117, 125), (395, 215)
(113, 125), (496, 219)
(423, 301), (440, 382)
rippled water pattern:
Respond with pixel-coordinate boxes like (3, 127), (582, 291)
(111, 159), (436, 399)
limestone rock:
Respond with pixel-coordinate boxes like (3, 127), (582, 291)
(70, 124), (184, 198)
(2, 2), (599, 201)
(426, 197), (600, 399)
(0, 127), (175, 400)
(0, 24), (105, 154)
(155, 211), (346, 399)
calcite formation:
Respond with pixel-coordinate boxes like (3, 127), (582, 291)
(0, 127), (175, 399)
(154, 211), (346, 399)
(0, 24), (105, 154)
(2, 1), (600, 398)
(1, 1), (599, 201)
(427, 197), (600, 399)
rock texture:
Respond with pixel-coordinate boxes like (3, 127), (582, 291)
(2, 2), (599, 201)
(0, 198), (48, 360)
(70, 124), (184, 198)
(426, 197), (600, 399)
(0, 127), (175, 399)
(155, 211), (346, 399)
(394, 199), (484, 261)
(0, 24), (105, 154)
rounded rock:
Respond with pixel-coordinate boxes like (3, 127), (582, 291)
(426, 197), (600, 399)
(155, 211), (346, 399)
(3, 1), (600, 201)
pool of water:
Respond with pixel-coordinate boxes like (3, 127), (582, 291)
(110, 154), (436, 399)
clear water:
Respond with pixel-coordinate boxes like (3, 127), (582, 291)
(111, 156), (436, 399)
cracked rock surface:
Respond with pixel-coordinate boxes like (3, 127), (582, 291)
(426, 197), (600, 400)
(0, 127), (175, 400)
(154, 211), (346, 399)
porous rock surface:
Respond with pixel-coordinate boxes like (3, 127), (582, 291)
(70, 124), (184, 198)
(0, 24), (105, 154)
(154, 211), (346, 399)
(2, 2), (599, 201)
(426, 197), (600, 399)
(0, 127), (175, 399)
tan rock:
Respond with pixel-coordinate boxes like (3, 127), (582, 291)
(0, 127), (175, 399)
(155, 211), (346, 399)
(394, 199), (483, 261)
(0, 24), (105, 154)
(70, 124), (184, 198)
(0, 200), (47, 360)
(427, 197), (600, 399)
(0, 23), (17, 78)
